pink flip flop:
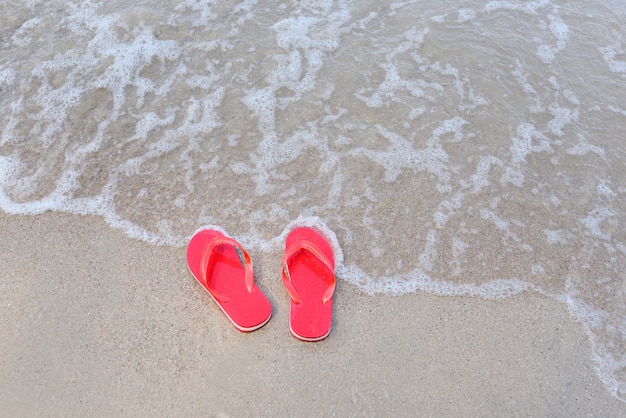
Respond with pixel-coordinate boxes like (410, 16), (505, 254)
(187, 229), (271, 332)
(281, 227), (336, 341)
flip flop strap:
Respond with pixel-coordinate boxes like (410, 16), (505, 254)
(200, 236), (254, 303)
(282, 238), (335, 305)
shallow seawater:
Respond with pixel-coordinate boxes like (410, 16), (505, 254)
(1, 0), (625, 401)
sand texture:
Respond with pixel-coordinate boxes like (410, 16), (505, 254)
(1, 212), (625, 417)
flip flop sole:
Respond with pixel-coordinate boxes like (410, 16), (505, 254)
(283, 227), (335, 341)
(187, 229), (272, 332)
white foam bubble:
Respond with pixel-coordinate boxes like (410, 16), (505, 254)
(433, 211), (448, 228)
(471, 156), (501, 193)
(132, 112), (176, 141)
(536, 45), (555, 64)
(580, 206), (614, 241)
(565, 294), (607, 330)
(597, 179), (617, 200)
(457, 9), (476, 23)
(500, 166), (525, 188)
(547, 105), (576, 136)
(267, 4), (350, 105)
(451, 237), (469, 276)
(537, 12), (569, 64)
(566, 135), (606, 158)
(432, 116), (468, 142)
(175, 0), (218, 27)
(0, 67), (16, 91)
(94, 27), (182, 111)
(480, 208), (510, 231)
(350, 124), (451, 186)
(510, 123), (553, 165)
(600, 45), (626, 74)
(549, 12), (569, 41)
(0, 157), (30, 213)
(564, 291), (626, 401)
(0, 154), (87, 217)
(484, 0), (551, 14)
(10, 17), (42, 47)
(341, 256), (534, 299)
(544, 229), (568, 245)
(608, 105), (626, 116)
(430, 14), (447, 23)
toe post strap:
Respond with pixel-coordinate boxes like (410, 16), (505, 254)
(282, 238), (336, 304)
(200, 235), (255, 303)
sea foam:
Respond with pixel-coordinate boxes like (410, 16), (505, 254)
(1, 0), (625, 403)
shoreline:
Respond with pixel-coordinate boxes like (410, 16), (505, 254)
(1, 211), (625, 416)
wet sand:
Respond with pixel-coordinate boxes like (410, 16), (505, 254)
(1, 212), (625, 416)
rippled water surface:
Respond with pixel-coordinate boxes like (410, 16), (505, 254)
(1, 0), (625, 401)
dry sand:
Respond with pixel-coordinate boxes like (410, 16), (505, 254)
(1, 212), (625, 416)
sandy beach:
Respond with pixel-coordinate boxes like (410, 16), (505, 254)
(1, 212), (625, 417)
(2, 1), (626, 416)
